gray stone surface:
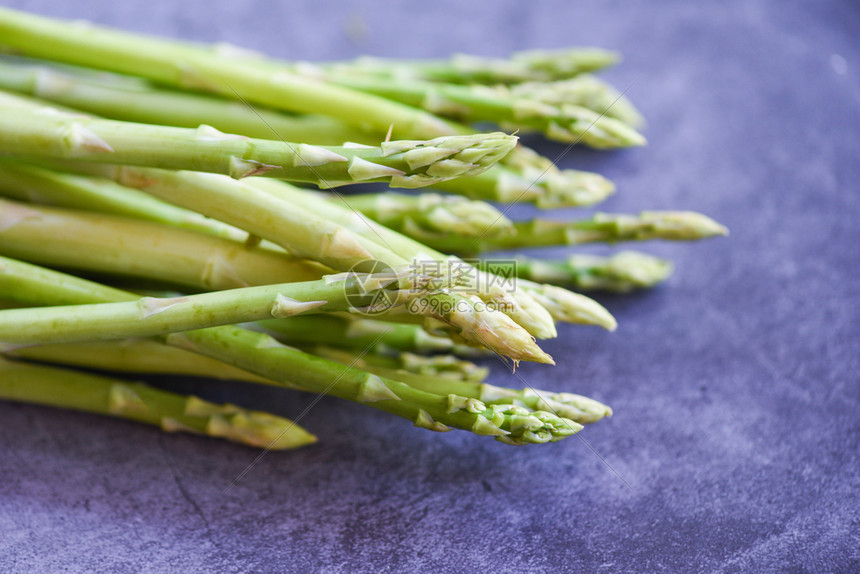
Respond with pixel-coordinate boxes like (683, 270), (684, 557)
(0, 0), (858, 572)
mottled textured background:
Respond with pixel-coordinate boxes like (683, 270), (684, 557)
(0, 1), (858, 572)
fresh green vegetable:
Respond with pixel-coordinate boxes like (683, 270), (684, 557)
(499, 252), (675, 292)
(0, 357), (317, 449)
(411, 211), (729, 255)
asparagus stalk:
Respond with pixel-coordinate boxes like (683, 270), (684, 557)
(0, 8), (612, 146)
(413, 211), (730, 255)
(307, 345), (611, 425)
(317, 48), (621, 84)
(324, 76), (645, 148)
(0, 152), (611, 338)
(509, 48), (622, 80)
(503, 252), (675, 292)
(60, 163), (411, 273)
(0, 273), (401, 346)
(0, 108), (516, 186)
(0, 87), (412, 273)
(337, 192), (514, 239)
(0, 357), (316, 449)
(178, 325), (574, 444)
(0, 257), (579, 443)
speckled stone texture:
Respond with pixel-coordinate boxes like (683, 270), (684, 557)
(0, 1), (858, 572)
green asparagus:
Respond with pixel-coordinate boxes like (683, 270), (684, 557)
(308, 49), (621, 85)
(0, 357), (317, 449)
(414, 211), (730, 255)
(323, 75), (645, 148)
(503, 252), (675, 292)
(0, 273), (399, 346)
(0, 108), (515, 186)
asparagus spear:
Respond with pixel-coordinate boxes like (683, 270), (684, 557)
(317, 49), (621, 84)
(510, 48), (622, 80)
(56, 163), (411, 273)
(0, 93), (457, 275)
(323, 75), (646, 148)
(509, 280), (616, 330)
(0, 150), (610, 340)
(0, 272), (401, 346)
(0, 9), (615, 145)
(0, 86), (413, 273)
(0, 257), (578, 443)
(178, 325), (576, 444)
(0, 108), (516, 186)
(412, 211), (730, 255)
(0, 357), (316, 449)
(306, 345), (611, 425)
(0, 12), (623, 208)
(503, 252), (675, 292)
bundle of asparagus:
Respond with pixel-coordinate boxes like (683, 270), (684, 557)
(0, 8), (726, 449)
